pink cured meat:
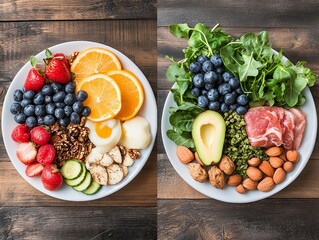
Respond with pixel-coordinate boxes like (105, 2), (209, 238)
(281, 110), (295, 150)
(289, 108), (306, 149)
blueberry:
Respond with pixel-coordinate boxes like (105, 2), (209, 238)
(53, 91), (66, 102)
(191, 87), (201, 97)
(70, 112), (80, 124)
(13, 89), (23, 101)
(204, 83), (214, 91)
(192, 73), (204, 88)
(54, 108), (65, 120)
(65, 82), (76, 93)
(202, 60), (213, 72)
(46, 103), (56, 115)
(23, 90), (35, 100)
(33, 93), (45, 105)
(236, 106), (248, 115)
(51, 82), (63, 93)
(14, 113), (26, 123)
(37, 116), (45, 125)
(197, 95), (209, 108)
(189, 61), (201, 73)
(197, 56), (207, 64)
(229, 104), (238, 111)
(72, 101), (83, 113)
(81, 106), (91, 117)
(23, 104), (35, 116)
(210, 54), (223, 67)
(204, 71), (218, 84)
(41, 85), (53, 95)
(21, 99), (32, 108)
(64, 93), (75, 105)
(201, 89), (208, 96)
(43, 115), (55, 126)
(44, 95), (53, 104)
(35, 105), (46, 117)
(208, 101), (220, 111)
(235, 87), (243, 95)
(59, 118), (70, 127)
(237, 94), (249, 106)
(218, 83), (231, 95)
(25, 116), (37, 128)
(55, 102), (66, 108)
(222, 72), (233, 82)
(64, 105), (73, 117)
(207, 88), (219, 101)
(220, 103), (230, 113)
(216, 74), (224, 85)
(76, 90), (88, 102)
(10, 103), (22, 115)
(224, 93), (236, 105)
(215, 66), (224, 74)
(229, 77), (240, 89)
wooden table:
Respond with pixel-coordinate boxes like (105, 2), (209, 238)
(0, 1), (157, 239)
(157, 1), (319, 239)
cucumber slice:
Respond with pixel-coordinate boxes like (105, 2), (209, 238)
(82, 180), (102, 195)
(73, 171), (92, 192)
(61, 160), (83, 180)
(65, 164), (87, 187)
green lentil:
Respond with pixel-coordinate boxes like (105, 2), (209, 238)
(223, 110), (268, 179)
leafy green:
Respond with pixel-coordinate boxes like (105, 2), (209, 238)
(166, 130), (195, 149)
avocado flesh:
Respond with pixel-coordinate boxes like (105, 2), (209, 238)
(192, 110), (226, 165)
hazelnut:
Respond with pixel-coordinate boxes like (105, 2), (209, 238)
(188, 162), (208, 183)
(218, 156), (235, 175)
(208, 166), (226, 189)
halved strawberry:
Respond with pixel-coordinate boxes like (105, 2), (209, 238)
(16, 142), (37, 165)
(26, 162), (44, 177)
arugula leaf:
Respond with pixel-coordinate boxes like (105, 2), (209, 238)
(238, 53), (263, 82)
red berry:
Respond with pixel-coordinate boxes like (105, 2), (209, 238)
(11, 124), (30, 142)
(45, 59), (71, 84)
(41, 164), (63, 191)
(53, 53), (70, 69)
(24, 68), (45, 91)
(37, 144), (56, 165)
(26, 162), (44, 177)
(30, 126), (51, 146)
(16, 142), (37, 165)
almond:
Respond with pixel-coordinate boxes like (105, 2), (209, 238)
(194, 152), (204, 165)
(236, 184), (246, 194)
(283, 161), (294, 172)
(273, 168), (286, 184)
(242, 178), (258, 190)
(176, 146), (194, 164)
(257, 177), (275, 192)
(286, 150), (299, 163)
(269, 157), (284, 168)
(279, 152), (287, 161)
(258, 160), (274, 177)
(227, 174), (242, 186)
(265, 147), (282, 157)
(247, 157), (261, 167)
(246, 166), (263, 181)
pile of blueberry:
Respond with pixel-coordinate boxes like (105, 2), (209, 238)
(10, 82), (91, 128)
(190, 54), (249, 114)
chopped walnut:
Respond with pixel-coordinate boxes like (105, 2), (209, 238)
(208, 166), (226, 189)
(128, 149), (141, 160)
(219, 155), (235, 175)
(69, 51), (79, 64)
(188, 162), (208, 183)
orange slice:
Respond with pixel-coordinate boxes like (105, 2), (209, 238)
(71, 47), (122, 86)
(77, 73), (121, 122)
(108, 70), (144, 121)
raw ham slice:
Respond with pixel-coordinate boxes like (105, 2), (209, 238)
(289, 108), (306, 149)
(281, 110), (295, 150)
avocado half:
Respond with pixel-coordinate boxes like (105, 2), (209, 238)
(192, 110), (226, 165)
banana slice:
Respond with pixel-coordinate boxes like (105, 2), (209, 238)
(89, 164), (108, 185)
(107, 164), (124, 185)
(108, 146), (122, 164)
(123, 153), (134, 167)
(120, 164), (128, 177)
(99, 153), (114, 167)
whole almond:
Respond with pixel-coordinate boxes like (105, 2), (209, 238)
(257, 177), (275, 192)
(236, 184), (246, 194)
(279, 152), (287, 161)
(269, 157), (284, 168)
(242, 178), (258, 190)
(265, 147), (282, 157)
(194, 152), (204, 165)
(273, 168), (286, 184)
(283, 161), (294, 172)
(176, 146), (194, 164)
(286, 150), (299, 163)
(227, 174), (242, 186)
(246, 166), (263, 181)
(258, 161), (275, 177)
(247, 157), (261, 167)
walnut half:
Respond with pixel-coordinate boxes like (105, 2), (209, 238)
(208, 166), (226, 189)
(219, 155), (235, 175)
(188, 162), (208, 183)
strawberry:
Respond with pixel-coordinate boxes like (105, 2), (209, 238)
(16, 142), (37, 165)
(53, 53), (70, 69)
(37, 144), (56, 165)
(45, 58), (71, 84)
(25, 162), (44, 177)
(30, 126), (51, 146)
(41, 164), (63, 191)
(24, 68), (45, 91)
(11, 124), (30, 142)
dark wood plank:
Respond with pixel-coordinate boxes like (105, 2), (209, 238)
(158, 0), (319, 27)
(0, 206), (156, 240)
(0, 0), (156, 21)
(158, 199), (319, 240)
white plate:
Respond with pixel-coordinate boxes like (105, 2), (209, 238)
(161, 57), (317, 203)
(2, 41), (157, 201)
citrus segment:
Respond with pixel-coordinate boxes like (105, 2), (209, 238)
(107, 70), (144, 121)
(77, 74), (122, 122)
(71, 48), (122, 86)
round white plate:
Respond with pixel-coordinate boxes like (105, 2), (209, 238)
(161, 61), (317, 204)
(2, 41), (157, 201)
